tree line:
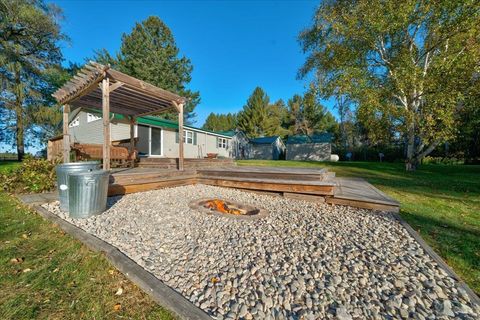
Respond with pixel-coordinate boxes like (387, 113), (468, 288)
(1, 0), (479, 169)
(203, 86), (338, 139)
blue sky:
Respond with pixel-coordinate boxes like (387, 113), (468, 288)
(53, 0), (335, 127)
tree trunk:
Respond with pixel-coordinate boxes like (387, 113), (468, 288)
(14, 68), (24, 162)
(405, 121), (416, 171)
(16, 103), (24, 161)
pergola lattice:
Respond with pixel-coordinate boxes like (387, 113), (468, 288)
(53, 61), (187, 170)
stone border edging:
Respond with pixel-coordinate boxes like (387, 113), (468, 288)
(393, 213), (480, 306)
(30, 205), (212, 320)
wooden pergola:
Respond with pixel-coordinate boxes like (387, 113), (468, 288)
(52, 61), (187, 170)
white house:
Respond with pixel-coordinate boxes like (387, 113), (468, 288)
(68, 109), (233, 159)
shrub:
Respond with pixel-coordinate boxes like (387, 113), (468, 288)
(422, 156), (464, 165)
(1, 157), (59, 193)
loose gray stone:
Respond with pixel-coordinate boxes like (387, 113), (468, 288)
(41, 185), (480, 319)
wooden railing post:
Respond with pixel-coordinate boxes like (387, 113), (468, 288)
(62, 104), (70, 163)
(102, 78), (111, 170)
(129, 116), (136, 168)
(178, 103), (184, 171)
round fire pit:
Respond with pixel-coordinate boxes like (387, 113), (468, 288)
(189, 198), (268, 220)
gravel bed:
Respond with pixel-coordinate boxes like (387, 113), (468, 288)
(43, 184), (479, 319)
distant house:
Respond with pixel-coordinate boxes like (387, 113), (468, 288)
(248, 136), (285, 160)
(217, 130), (251, 159)
(286, 133), (332, 161)
(67, 109), (233, 159)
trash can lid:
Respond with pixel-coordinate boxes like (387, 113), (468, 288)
(68, 169), (110, 177)
(56, 161), (100, 167)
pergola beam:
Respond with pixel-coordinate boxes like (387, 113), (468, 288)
(106, 68), (185, 108)
(52, 61), (187, 171)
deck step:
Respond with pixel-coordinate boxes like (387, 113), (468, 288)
(198, 166), (333, 181)
(137, 158), (235, 169)
(110, 170), (196, 186)
(198, 175), (336, 196)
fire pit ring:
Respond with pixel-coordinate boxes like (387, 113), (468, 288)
(189, 198), (269, 220)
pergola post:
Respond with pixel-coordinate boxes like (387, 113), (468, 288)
(178, 103), (184, 171)
(62, 104), (70, 163)
(129, 116), (136, 168)
(102, 78), (111, 170)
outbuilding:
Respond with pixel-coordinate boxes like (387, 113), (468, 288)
(286, 133), (332, 161)
(248, 136), (285, 160)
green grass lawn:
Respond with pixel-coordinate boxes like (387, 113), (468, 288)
(0, 192), (175, 319)
(0, 161), (21, 174)
(237, 160), (480, 294)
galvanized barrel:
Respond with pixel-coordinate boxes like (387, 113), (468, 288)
(55, 161), (100, 211)
(68, 170), (110, 219)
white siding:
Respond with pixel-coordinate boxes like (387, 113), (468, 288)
(163, 129), (231, 158)
(70, 110), (232, 158)
(69, 111), (104, 144)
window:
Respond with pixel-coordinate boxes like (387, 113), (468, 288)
(217, 137), (228, 149)
(87, 113), (101, 122)
(183, 130), (193, 144)
(69, 117), (79, 128)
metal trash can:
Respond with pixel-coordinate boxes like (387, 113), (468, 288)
(56, 161), (100, 211)
(68, 170), (110, 219)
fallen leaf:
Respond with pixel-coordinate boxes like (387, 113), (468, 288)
(113, 303), (122, 311)
(23, 268), (32, 273)
(115, 287), (123, 296)
(108, 269), (115, 275)
(10, 257), (24, 264)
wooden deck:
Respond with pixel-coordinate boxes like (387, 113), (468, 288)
(327, 177), (400, 212)
(108, 167), (196, 196)
(107, 166), (400, 212)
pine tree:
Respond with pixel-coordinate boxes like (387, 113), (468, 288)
(95, 16), (200, 124)
(0, 0), (66, 160)
(237, 87), (270, 138)
(203, 112), (237, 131)
(264, 99), (290, 137)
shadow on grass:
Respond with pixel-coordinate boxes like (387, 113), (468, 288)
(402, 210), (480, 294)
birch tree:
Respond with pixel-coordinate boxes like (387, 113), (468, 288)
(300, 0), (480, 170)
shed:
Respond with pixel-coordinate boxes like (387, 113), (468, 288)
(248, 136), (285, 160)
(286, 133), (332, 161)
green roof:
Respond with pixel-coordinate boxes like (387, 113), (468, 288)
(216, 130), (236, 137)
(84, 108), (231, 137)
(286, 133), (333, 144)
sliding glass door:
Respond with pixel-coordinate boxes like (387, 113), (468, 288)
(137, 125), (162, 156)
(150, 127), (162, 156)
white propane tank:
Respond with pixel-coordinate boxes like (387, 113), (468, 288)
(330, 154), (339, 162)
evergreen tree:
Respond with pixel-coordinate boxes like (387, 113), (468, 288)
(95, 16), (200, 124)
(203, 112), (237, 131)
(264, 99), (290, 137)
(237, 87), (270, 138)
(286, 88), (338, 136)
(0, 0), (66, 160)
